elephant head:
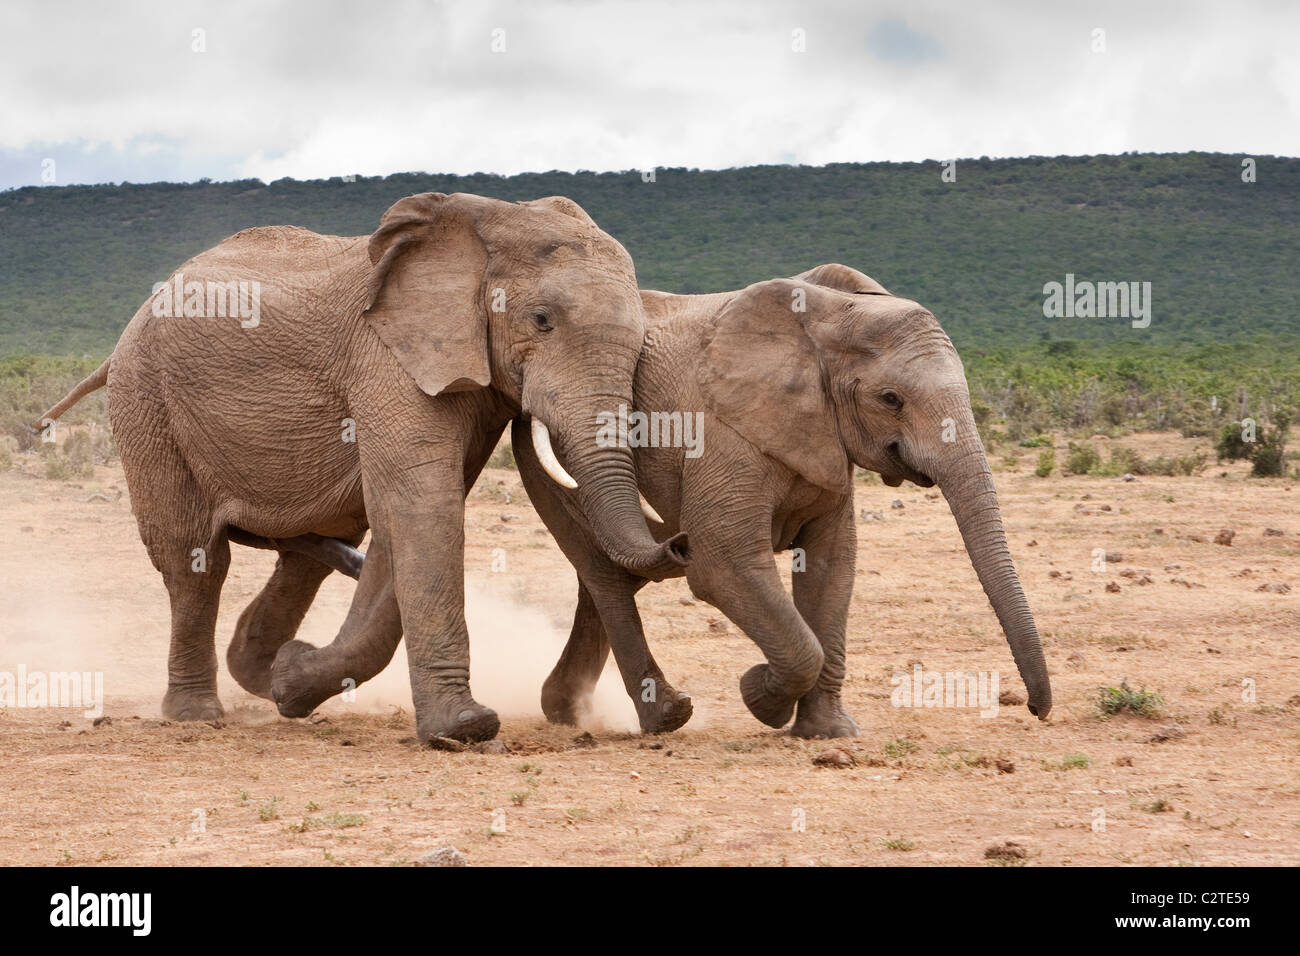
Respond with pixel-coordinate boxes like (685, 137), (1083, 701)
(697, 266), (1051, 718)
(363, 192), (687, 578)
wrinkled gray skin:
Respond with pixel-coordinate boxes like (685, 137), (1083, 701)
(515, 264), (1052, 736)
(33, 192), (686, 743)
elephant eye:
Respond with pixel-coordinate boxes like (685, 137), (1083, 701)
(880, 390), (903, 410)
(530, 311), (554, 332)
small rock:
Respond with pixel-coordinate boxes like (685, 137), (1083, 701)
(426, 736), (466, 752)
(984, 841), (1026, 861)
(708, 618), (728, 632)
(572, 731), (596, 748)
(1104, 552), (1124, 563)
(630, 771), (640, 779)
(813, 748), (855, 769)
(1214, 529), (1235, 546)
(678, 597), (696, 606)
(1256, 582), (1291, 594)
(1264, 528), (1284, 537)
(499, 514), (516, 523)
(998, 690), (1025, 706)
(859, 509), (884, 522)
(1115, 755), (1134, 767)
(1116, 473), (1138, 482)
(890, 499), (904, 510)
(1027, 539), (1038, 547)
(1099, 504), (1112, 512)
(1285, 694), (1300, 707)
(1066, 652), (1085, 667)
(1105, 581), (1121, 593)
(473, 739), (511, 755)
(416, 846), (467, 867)
(1145, 724), (1187, 744)
(92, 716), (111, 728)
(995, 759), (1015, 774)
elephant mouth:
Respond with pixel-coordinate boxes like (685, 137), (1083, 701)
(881, 443), (935, 488)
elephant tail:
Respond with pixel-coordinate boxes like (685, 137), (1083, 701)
(27, 356), (111, 434)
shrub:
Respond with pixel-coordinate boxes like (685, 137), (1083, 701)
(1096, 681), (1164, 719)
(1064, 442), (1101, 475)
(1034, 448), (1055, 477)
(1216, 422), (1253, 461)
(1249, 410), (1289, 477)
(486, 434), (515, 470)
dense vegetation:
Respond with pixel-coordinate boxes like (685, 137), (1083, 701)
(2, 152), (1296, 460)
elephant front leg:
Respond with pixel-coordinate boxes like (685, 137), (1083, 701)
(789, 500), (860, 739)
(687, 545), (825, 731)
(541, 582), (611, 725)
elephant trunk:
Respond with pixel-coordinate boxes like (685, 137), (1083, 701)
(540, 403), (688, 580)
(921, 409), (1052, 718)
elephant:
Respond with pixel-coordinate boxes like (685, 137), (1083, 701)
(510, 263), (1052, 737)
(32, 191), (687, 744)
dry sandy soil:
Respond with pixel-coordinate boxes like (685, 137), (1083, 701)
(2, 433), (1297, 866)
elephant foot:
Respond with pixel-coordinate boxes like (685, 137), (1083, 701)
(162, 685), (225, 722)
(790, 694), (860, 739)
(269, 640), (342, 719)
(635, 681), (693, 734)
(540, 673), (589, 726)
(226, 631), (280, 700)
(416, 693), (500, 744)
(739, 664), (797, 729)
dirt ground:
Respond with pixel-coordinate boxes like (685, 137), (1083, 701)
(2, 432), (1297, 866)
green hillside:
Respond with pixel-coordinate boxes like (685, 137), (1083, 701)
(1, 152), (1297, 356)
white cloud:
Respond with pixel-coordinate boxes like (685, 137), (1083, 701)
(0, 0), (1296, 188)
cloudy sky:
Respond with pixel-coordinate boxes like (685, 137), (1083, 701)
(1, 0), (1296, 189)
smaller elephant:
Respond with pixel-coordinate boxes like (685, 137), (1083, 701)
(516, 264), (1052, 737)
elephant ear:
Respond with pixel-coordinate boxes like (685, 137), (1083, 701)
(794, 263), (891, 296)
(363, 192), (491, 397)
(698, 280), (851, 494)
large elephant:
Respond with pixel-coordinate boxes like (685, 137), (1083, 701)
(514, 263), (1052, 736)
(32, 192), (686, 743)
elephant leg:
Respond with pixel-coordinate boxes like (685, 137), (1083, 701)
(118, 426), (230, 722)
(586, 570), (692, 733)
(268, 419), (507, 728)
(686, 539), (825, 730)
(270, 535), (403, 717)
(540, 582), (610, 725)
(789, 500), (860, 738)
(226, 549), (341, 700)
(543, 573), (692, 733)
(155, 532), (231, 722)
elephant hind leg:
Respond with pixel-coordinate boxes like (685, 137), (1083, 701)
(117, 425), (230, 722)
(541, 583), (610, 725)
(155, 532), (231, 722)
(226, 550), (337, 699)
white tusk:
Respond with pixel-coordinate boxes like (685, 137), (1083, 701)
(531, 417), (578, 489)
(640, 495), (663, 524)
